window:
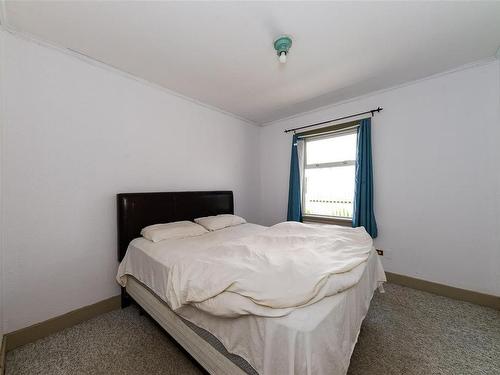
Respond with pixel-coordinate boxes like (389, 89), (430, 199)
(302, 129), (357, 220)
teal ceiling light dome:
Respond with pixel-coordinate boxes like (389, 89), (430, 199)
(273, 35), (292, 64)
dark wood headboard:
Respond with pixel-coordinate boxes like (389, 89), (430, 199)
(117, 191), (234, 261)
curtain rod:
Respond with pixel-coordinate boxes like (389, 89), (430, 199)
(283, 106), (383, 134)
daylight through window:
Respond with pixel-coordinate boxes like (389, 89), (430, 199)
(303, 130), (357, 219)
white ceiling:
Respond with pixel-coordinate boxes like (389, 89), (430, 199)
(3, 1), (500, 124)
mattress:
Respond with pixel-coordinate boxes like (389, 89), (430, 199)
(126, 275), (256, 375)
(181, 316), (258, 374)
(118, 223), (386, 375)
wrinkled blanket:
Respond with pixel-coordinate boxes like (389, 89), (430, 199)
(165, 221), (373, 316)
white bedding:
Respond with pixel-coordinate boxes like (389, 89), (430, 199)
(166, 221), (373, 317)
(118, 222), (373, 317)
(178, 249), (384, 375)
(117, 222), (386, 375)
(117, 223), (267, 305)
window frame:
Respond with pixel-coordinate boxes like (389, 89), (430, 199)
(301, 127), (358, 224)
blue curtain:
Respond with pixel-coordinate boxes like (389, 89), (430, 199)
(287, 134), (302, 221)
(353, 118), (378, 237)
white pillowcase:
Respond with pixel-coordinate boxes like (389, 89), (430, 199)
(194, 214), (246, 231)
(141, 221), (208, 242)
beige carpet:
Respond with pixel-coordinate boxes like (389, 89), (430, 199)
(6, 283), (500, 375)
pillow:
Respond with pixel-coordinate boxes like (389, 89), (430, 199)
(140, 221), (208, 242)
(194, 214), (246, 231)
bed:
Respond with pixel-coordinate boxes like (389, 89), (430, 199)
(116, 191), (386, 375)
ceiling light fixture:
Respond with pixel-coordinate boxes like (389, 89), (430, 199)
(273, 35), (292, 64)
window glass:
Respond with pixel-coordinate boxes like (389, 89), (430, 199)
(306, 133), (357, 165)
(303, 130), (357, 219)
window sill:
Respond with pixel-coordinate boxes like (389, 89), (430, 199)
(302, 215), (352, 227)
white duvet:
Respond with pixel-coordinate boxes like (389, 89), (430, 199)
(121, 221), (373, 317)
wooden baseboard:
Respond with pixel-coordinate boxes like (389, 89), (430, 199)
(2, 275), (498, 355)
(0, 335), (6, 375)
(386, 272), (500, 310)
(5, 295), (120, 352)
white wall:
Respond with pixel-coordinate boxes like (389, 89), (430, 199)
(259, 59), (500, 297)
(0, 30), (260, 333)
(0, 29), (5, 340)
(1, 28), (499, 334)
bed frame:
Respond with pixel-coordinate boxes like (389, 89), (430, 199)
(117, 191), (234, 261)
(117, 190), (234, 306)
(116, 190), (381, 375)
(116, 190), (248, 375)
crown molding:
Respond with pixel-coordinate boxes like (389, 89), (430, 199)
(262, 56), (499, 127)
(0, 25), (258, 127)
